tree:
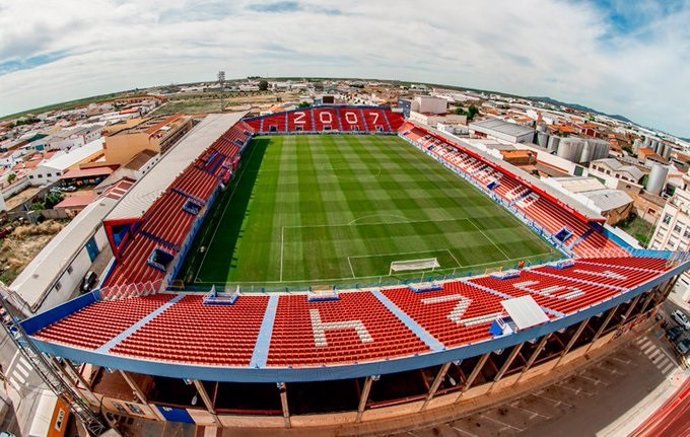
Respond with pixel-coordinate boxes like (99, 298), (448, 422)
(454, 106), (466, 116)
(44, 191), (64, 209)
(7, 173), (16, 184)
(466, 104), (479, 122)
(259, 80), (269, 91)
(298, 101), (311, 108)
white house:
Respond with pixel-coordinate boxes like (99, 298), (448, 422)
(29, 138), (104, 186)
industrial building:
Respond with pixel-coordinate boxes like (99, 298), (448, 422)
(469, 118), (535, 144)
(543, 176), (634, 225)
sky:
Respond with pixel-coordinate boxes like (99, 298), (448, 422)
(0, 0), (688, 137)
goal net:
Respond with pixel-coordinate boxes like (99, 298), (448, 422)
(389, 258), (440, 275)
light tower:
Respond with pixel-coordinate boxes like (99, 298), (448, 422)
(218, 70), (226, 112)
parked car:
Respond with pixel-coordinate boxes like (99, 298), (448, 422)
(667, 325), (685, 342)
(81, 271), (98, 293)
(672, 310), (690, 330)
(674, 338), (690, 356)
(63, 185), (77, 192)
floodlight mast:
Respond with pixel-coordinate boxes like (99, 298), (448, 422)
(218, 70), (226, 112)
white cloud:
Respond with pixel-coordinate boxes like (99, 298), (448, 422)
(0, 0), (688, 136)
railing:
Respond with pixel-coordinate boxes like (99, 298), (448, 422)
(165, 254), (561, 294)
(99, 280), (163, 301)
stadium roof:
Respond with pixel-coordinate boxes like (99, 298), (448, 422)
(106, 112), (246, 221)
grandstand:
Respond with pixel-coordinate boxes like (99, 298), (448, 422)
(3, 106), (690, 433)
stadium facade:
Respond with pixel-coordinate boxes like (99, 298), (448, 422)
(2, 106), (689, 434)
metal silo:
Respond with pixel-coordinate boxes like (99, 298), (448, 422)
(556, 138), (582, 162)
(593, 139), (610, 160)
(548, 136), (560, 153)
(581, 141), (593, 163)
(646, 163), (669, 195)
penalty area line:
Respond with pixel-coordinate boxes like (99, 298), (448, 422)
(280, 226), (285, 282)
(347, 257), (356, 278)
(467, 217), (511, 261)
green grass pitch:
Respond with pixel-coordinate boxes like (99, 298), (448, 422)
(178, 134), (561, 289)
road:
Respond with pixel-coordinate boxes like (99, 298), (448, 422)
(632, 377), (690, 437)
(0, 315), (51, 435)
(387, 327), (686, 437)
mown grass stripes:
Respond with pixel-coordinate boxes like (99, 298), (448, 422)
(180, 135), (560, 288)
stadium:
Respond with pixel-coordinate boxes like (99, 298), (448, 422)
(4, 106), (690, 434)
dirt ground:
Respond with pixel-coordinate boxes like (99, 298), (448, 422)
(151, 92), (301, 116)
(0, 219), (64, 283)
(3, 186), (42, 211)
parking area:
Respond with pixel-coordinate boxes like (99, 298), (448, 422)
(388, 326), (686, 437)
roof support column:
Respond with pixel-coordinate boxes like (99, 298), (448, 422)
(586, 304), (620, 353)
(455, 353), (490, 402)
(118, 370), (147, 404)
(278, 382), (290, 428)
(660, 275), (681, 301)
(515, 334), (551, 385)
(420, 362), (452, 411)
(616, 294), (642, 329)
(193, 380), (219, 425)
(488, 343), (523, 392)
(554, 318), (589, 368)
(639, 290), (657, 315)
(356, 376), (376, 422)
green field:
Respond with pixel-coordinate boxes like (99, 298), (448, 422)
(178, 135), (561, 289)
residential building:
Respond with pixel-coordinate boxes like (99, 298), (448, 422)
(29, 139), (105, 186)
(589, 158), (645, 188)
(103, 114), (192, 165)
(47, 126), (101, 151)
(649, 178), (690, 302)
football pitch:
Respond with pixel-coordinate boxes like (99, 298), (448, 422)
(179, 134), (561, 288)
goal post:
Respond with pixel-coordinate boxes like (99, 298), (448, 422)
(389, 258), (440, 276)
